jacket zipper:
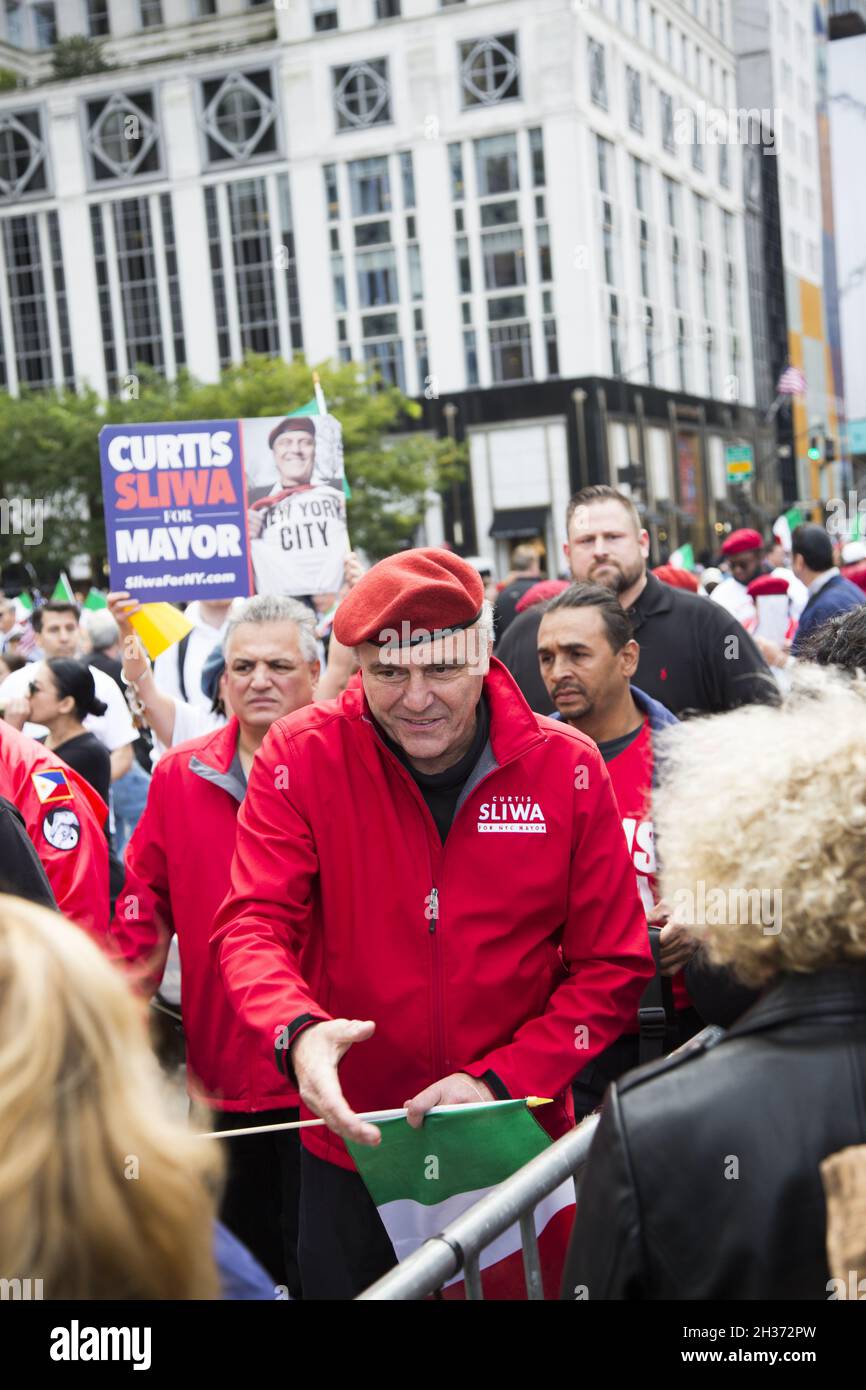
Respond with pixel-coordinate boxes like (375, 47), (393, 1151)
(427, 884), (447, 1076)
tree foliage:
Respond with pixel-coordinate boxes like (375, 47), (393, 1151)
(50, 37), (111, 81)
(0, 357), (464, 582)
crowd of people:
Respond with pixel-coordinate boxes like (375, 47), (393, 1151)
(1, 485), (865, 1302)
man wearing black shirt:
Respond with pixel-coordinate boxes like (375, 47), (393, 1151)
(497, 485), (775, 717)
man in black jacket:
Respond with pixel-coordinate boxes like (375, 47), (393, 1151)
(497, 486), (775, 716)
(0, 794), (57, 908)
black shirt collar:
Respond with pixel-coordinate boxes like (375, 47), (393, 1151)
(629, 572), (673, 627)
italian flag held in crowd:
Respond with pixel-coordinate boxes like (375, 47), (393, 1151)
(346, 1099), (575, 1299)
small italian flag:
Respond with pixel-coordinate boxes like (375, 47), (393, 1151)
(51, 572), (76, 602)
(346, 1100), (575, 1299)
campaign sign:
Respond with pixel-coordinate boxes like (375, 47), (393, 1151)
(100, 420), (253, 604)
(101, 413), (347, 603)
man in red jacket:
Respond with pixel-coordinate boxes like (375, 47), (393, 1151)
(109, 594), (321, 1297)
(0, 718), (108, 938)
(212, 549), (653, 1299)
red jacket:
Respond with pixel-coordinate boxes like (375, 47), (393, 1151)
(211, 660), (653, 1169)
(0, 720), (108, 940)
(109, 718), (298, 1113)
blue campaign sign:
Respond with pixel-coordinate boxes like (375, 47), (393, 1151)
(99, 420), (254, 603)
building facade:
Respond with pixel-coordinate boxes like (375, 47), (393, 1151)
(0, 0), (783, 572)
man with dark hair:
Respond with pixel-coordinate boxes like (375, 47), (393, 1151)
(791, 523), (865, 652)
(492, 543), (543, 642)
(797, 603), (866, 670)
(0, 602), (136, 783)
(537, 583), (701, 1115)
(498, 485), (774, 717)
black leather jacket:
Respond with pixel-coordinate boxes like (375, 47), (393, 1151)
(561, 965), (866, 1299)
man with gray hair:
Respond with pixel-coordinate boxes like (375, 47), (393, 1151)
(108, 593), (322, 1297)
(212, 549), (652, 1297)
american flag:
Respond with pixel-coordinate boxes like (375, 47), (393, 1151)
(777, 366), (807, 395)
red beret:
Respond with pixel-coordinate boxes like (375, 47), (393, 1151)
(652, 564), (700, 592)
(268, 416), (316, 449)
(721, 528), (764, 557)
(746, 574), (789, 598)
(333, 548), (484, 648)
(515, 579), (569, 613)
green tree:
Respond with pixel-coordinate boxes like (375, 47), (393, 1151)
(0, 357), (465, 584)
(50, 36), (110, 81)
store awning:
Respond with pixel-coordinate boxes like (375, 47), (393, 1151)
(488, 507), (548, 540)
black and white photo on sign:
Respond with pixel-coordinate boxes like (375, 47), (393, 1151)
(244, 414), (348, 598)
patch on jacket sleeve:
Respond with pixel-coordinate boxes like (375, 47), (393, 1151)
(42, 808), (81, 851)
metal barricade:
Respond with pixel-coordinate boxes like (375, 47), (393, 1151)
(357, 1112), (600, 1300)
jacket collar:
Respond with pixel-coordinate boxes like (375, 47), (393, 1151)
(628, 572), (672, 629)
(725, 965), (866, 1039)
(630, 684), (679, 729)
(188, 717), (246, 802)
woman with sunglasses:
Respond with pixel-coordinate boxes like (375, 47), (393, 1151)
(26, 659), (111, 806)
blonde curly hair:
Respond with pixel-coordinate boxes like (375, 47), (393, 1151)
(0, 895), (223, 1298)
(655, 665), (866, 987)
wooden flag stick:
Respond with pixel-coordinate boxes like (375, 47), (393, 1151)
(198, 1098), (552, 1141)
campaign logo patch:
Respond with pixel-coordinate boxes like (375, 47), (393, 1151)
(42, 808), (80, 851)
(31, 769), (73, 804)
(477, 796), (547, 833)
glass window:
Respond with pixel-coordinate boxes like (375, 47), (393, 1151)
(356, 247), (399, 308)
(354, 219), (391, 247)
(481, 227), (525, 290)
(375, 0), (400, 16)
(626, 67), (643, 133)
(528, 127), (546, 187)
(331, 255), (347, 311)
(596, 135), (614, 195)
(0, 109), (48, 200)
(660, 91), (674, 153)
(112, 197), (165, 373)
(312, 0), (338, 31)
(32, 0), (56, 47)
(324, 163), (339, 220)
(139, 0), (163, 26)
(449, 142), (464, 200)
(588, 39), (608, 109)
(400, 150), (416, 209)
(718, 141), (729, 188)
(203, 185), (230, 368)
(475, 133), (519, 197)
(86, 0), (111, 36)
(479, 198), (518, 228)
(362, 337), (405, 390)
(227, 177), (280, 356)
(86, 91), (161, 182)
(192, 0), (217, 15)
(348, 155), (391, 217)
(545, 319), (559, 377)
(487, 294), (526, 322)
(632, 156), (646, 211)
(537, 222), (552, 282)
(333, 59), (391, 131)
(489, 321), (532, 383)
(200, 70), (278, 166)
(408, 242), (423, 300)
(460, 34), (520, 108)
(463, 329), (478, 386)
(456, 236), (471, 293)
(3, 214), (52, 387)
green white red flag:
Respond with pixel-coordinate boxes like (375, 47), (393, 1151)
(346, 1100), (575, 1299)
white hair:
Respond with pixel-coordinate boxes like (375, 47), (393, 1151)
(223, 594), (319, 664)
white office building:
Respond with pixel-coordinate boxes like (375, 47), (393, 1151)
(0, 0), (774, 568)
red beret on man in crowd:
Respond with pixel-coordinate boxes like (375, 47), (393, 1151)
(721, 528), (764, 557)
(333, 548), (484, 648)
(514, 579), (570, 613)
(268, 415), (316, 450)
(651, 564), (700, 593)
(746, 574), (790, 598)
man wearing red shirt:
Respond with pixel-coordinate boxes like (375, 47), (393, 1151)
(212, 549), (653, 1299)
(537, 582), (703, 1119)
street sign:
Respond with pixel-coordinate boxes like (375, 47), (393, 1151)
(726, 442), (754, 484)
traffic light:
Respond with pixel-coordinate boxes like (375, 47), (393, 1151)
(825, 437), (836, 463)
(808, 436), (822, 462)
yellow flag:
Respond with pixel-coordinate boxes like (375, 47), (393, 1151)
(129, 603), (194, 660)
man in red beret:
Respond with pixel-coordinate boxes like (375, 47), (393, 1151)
(248, 417), (347, 598)
(211, 548), (653, 1298)
(710, 528), (767, 627)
